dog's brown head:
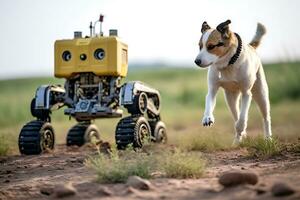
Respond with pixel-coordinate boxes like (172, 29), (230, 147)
(195, 20), (237, 68)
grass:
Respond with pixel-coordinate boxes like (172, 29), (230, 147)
(86, 146), (206, 183)
(175, 131), (233, 152)
(161, 149), (205, 178)
(0, 62), (300, 156)
(86, 148), (152, 183)
(240, 136), (282, 158)
(0, 135), (9, 156)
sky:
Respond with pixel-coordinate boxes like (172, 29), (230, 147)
(0, 0), (299, 79)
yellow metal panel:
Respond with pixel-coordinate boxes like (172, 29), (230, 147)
(54, 36), (128, 78)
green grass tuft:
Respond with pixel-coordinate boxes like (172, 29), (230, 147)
(86, 147), (206, 183)
(86, 148), (151, 183)
(0, 134), (9, 156)
(161, 149), (205, 178)
(240, 136), (281, 158)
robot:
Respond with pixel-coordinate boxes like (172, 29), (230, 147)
(18, 15), (167, 155)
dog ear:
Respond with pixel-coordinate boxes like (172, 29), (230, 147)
(216, 20), (231, 39)
(201, 21), (211, 33)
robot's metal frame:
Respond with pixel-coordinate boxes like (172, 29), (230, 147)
(18, 15), (167, 155)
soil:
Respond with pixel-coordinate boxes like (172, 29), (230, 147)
(0, 144), (299, 200)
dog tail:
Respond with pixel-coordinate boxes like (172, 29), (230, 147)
(249, 23), (266, 49)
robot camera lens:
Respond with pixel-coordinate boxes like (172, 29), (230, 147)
(80, 54), (87, 61)
(62, 51), (72, 61)
(94, 48), (105, 60)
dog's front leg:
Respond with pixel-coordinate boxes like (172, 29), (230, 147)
(202, 86), (218, 126)
(234, 90), (252, 143)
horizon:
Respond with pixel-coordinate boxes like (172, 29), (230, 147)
(0, 0), (300, 79)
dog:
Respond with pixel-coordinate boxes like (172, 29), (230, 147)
(194, 20), (272, 144)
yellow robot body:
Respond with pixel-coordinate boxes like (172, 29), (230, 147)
(54, 36), (128, 78)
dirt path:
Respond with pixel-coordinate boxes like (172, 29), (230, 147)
(0, 145), (300, 200)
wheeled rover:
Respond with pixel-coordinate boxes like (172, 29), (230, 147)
(18, 15), (167, 155)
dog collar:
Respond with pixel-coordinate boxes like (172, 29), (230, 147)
(228, 33), (242, 65)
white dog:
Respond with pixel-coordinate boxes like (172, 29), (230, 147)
(194, 20), (272, 144)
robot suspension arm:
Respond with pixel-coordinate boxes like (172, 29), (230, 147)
(31, 85), (66, 121)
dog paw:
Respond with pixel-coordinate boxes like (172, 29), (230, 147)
(202, 116), (215, 126)
(233, 132), (247, 145)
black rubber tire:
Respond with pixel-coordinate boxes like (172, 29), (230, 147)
(125, 92), (148, 115)
(19, 120), (55, 155)
(115, 116), (151, 149)
(152, 121), (167, 144)
(66, 123), (100, 146)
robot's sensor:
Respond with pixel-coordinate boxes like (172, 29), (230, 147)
(94, 48), (105, 60)
(80, 54), (87, 61)
(62, 50), (72, 62)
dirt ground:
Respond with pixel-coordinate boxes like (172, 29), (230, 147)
(0, 145), (299, 200)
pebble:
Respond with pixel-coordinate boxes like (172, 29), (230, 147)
(40, 186), (54, 196)
(53, 182), (77, 198)
(126, 176), (153, 190)
(97, 186), (113, 196)
(271, 182), (295, 197)
(219, 170), (258, 187)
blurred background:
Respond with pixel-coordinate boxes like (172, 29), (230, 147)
(0, 0), (299, 155)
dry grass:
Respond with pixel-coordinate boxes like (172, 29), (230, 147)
(0, 134), (9, 156)
(86, 146), (206, 183)
(240, 136), (282, 158)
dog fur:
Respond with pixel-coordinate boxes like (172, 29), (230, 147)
(194, 20), (271, 144)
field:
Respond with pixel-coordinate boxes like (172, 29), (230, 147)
(0, 62), (300, 199)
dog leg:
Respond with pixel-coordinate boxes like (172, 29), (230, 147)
(202, 86), (218, 126)
(234, 90), (252, 144)
(252, 69), (272, 139)
(224, 90), (241, 121)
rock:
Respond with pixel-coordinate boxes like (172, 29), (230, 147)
(126, 186), (142, 195)
(271, 182), (295, 197)
(40, 186), (54, 196)
(99, 141), (112, 154)
(97, 186), (113, 196)
(53, 183), (77, 198)
(126, 176), (153, 190)
(219, 170), (258, 187)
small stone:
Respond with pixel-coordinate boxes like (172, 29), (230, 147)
(126, 186), (141, 195)
(53, 183), (77, 198)
(219, 170), (258, 187)
(126, 176), (153, 190)
(97, 186), (113, 196)
(255, 187), (268, 195)
(271, 182), (295, 197)
(100, 142), (112, 154)
(40, 186), (54, 196)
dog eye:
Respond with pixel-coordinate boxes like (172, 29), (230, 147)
(207, 45), (215, 50)
(216, 42), (224, 47)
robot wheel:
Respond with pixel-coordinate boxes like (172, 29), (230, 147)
(19, 120), (55, 155)
(115, 116), (151, 149)
(150, 121), (167, 144)
(66, 122), (100, 146)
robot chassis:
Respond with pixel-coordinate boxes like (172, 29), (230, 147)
(18, 16), (167, 155)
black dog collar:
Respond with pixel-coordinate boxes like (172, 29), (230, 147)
(228, 33), (242, 65)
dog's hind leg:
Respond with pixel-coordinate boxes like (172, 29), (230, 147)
(252, 67), (272, 139)
(234, 90), (252, 144)
(224, 90), (241, 121)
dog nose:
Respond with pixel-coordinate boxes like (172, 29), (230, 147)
(194, 59), (201, 66)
